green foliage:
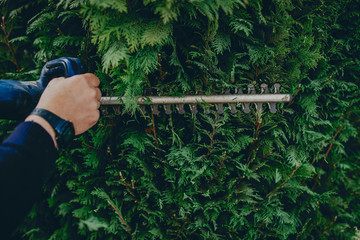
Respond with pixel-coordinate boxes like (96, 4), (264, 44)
(0, 0), (359, 239)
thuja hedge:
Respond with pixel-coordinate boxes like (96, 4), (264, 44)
(1, 0), (359, 239)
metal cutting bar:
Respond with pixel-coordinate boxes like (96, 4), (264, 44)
(100, 94), (291, 105)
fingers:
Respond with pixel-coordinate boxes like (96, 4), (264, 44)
(41, 73), (102, 136)
(95, 88), (102, 101)
(84, 73), (100, 87)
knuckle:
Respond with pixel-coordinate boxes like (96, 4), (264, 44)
(97, 88), (102, 98)
(90, 89), (97, 98)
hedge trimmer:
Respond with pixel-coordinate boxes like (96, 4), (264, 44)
(0, 57), (291, 120)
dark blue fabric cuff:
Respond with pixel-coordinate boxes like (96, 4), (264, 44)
(3, 121), (58, 159)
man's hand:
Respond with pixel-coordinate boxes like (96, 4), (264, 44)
(25, 73), (101, 146)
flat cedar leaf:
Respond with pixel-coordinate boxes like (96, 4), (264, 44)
(89, 0), (127, 12)
(230, 18), (253, 36)
(102, 41), (129, 72)
(79, 216), (108, 231)
(154, 2), (180, 24)
(141, 21), (172, 47)
(212, 33), (231, 54)
(275, 168), (282, 183)
(129, 47), (158, 74)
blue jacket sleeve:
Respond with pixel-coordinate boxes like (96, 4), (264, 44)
(0, 121), (58, 239)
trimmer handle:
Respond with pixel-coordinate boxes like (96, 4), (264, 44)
(0, 57), (84, 120)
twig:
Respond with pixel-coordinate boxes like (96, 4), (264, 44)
(82, 142), (98, 150)
(151, 111), (159, 148)
(107, 200), (132, 232)
(209, 151), (227, 182)
(265, 165), (302, 199)
(247, 116), (263, 164)
(85, 22), (91, 68)
(321, 216), (337, 235)
(255, 65), (259, 82)
(286, 84), (302, 108)
(119, 172), (137, 199)
(300, 144), (324, 186)
(257, 220), (265, 232)
(57, 27), (65, 36)
(1, 16), (21, 72)
(311, 128), (342, 190)
(215, 151), (227, 175)
(158, 53), (167, 80)
(311, 144), (324, 166)
(206, 113), (219, 159)
(261, 152), (272, 160)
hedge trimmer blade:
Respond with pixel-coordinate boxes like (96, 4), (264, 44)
(100, 84), (291, 114)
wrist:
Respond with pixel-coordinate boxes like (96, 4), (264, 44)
(29, 108), (75, 149)
(25, 115), (58, 148)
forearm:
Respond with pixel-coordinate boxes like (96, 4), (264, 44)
(0, 122), (58, 239)
(25, 114), (58, 148)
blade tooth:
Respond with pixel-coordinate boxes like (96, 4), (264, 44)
(243, 105), (250, 113)
(226, 88), (237, 113)
(189, 104), (198, 114)
(242, 85), (253, 113)
(268, 84), (280, 113)
(274, 83), (281, 93)
(256, 83), (268, 112)
(176, 104), (185, 114)
(235, 87), (244, 113)
(255, 103), (262, 112)
(113, 106), (121, 115)
(237, 87), (244, 94)
(248, 84), (256, 94)
(164, 104), (172, 115)
(151, 105), (160, 115)
(140, 105), (146, 114)
(216, 104), (224, 114)
(261, 83), (270, 112)
(269, 103), (277, 113)
(261, 83), (269, 93)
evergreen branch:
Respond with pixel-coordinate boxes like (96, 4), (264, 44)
(107, 200), (132, 232)
(1, 16), (21, 72)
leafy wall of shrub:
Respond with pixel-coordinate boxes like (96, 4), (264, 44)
(1, 0), (359, 239)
